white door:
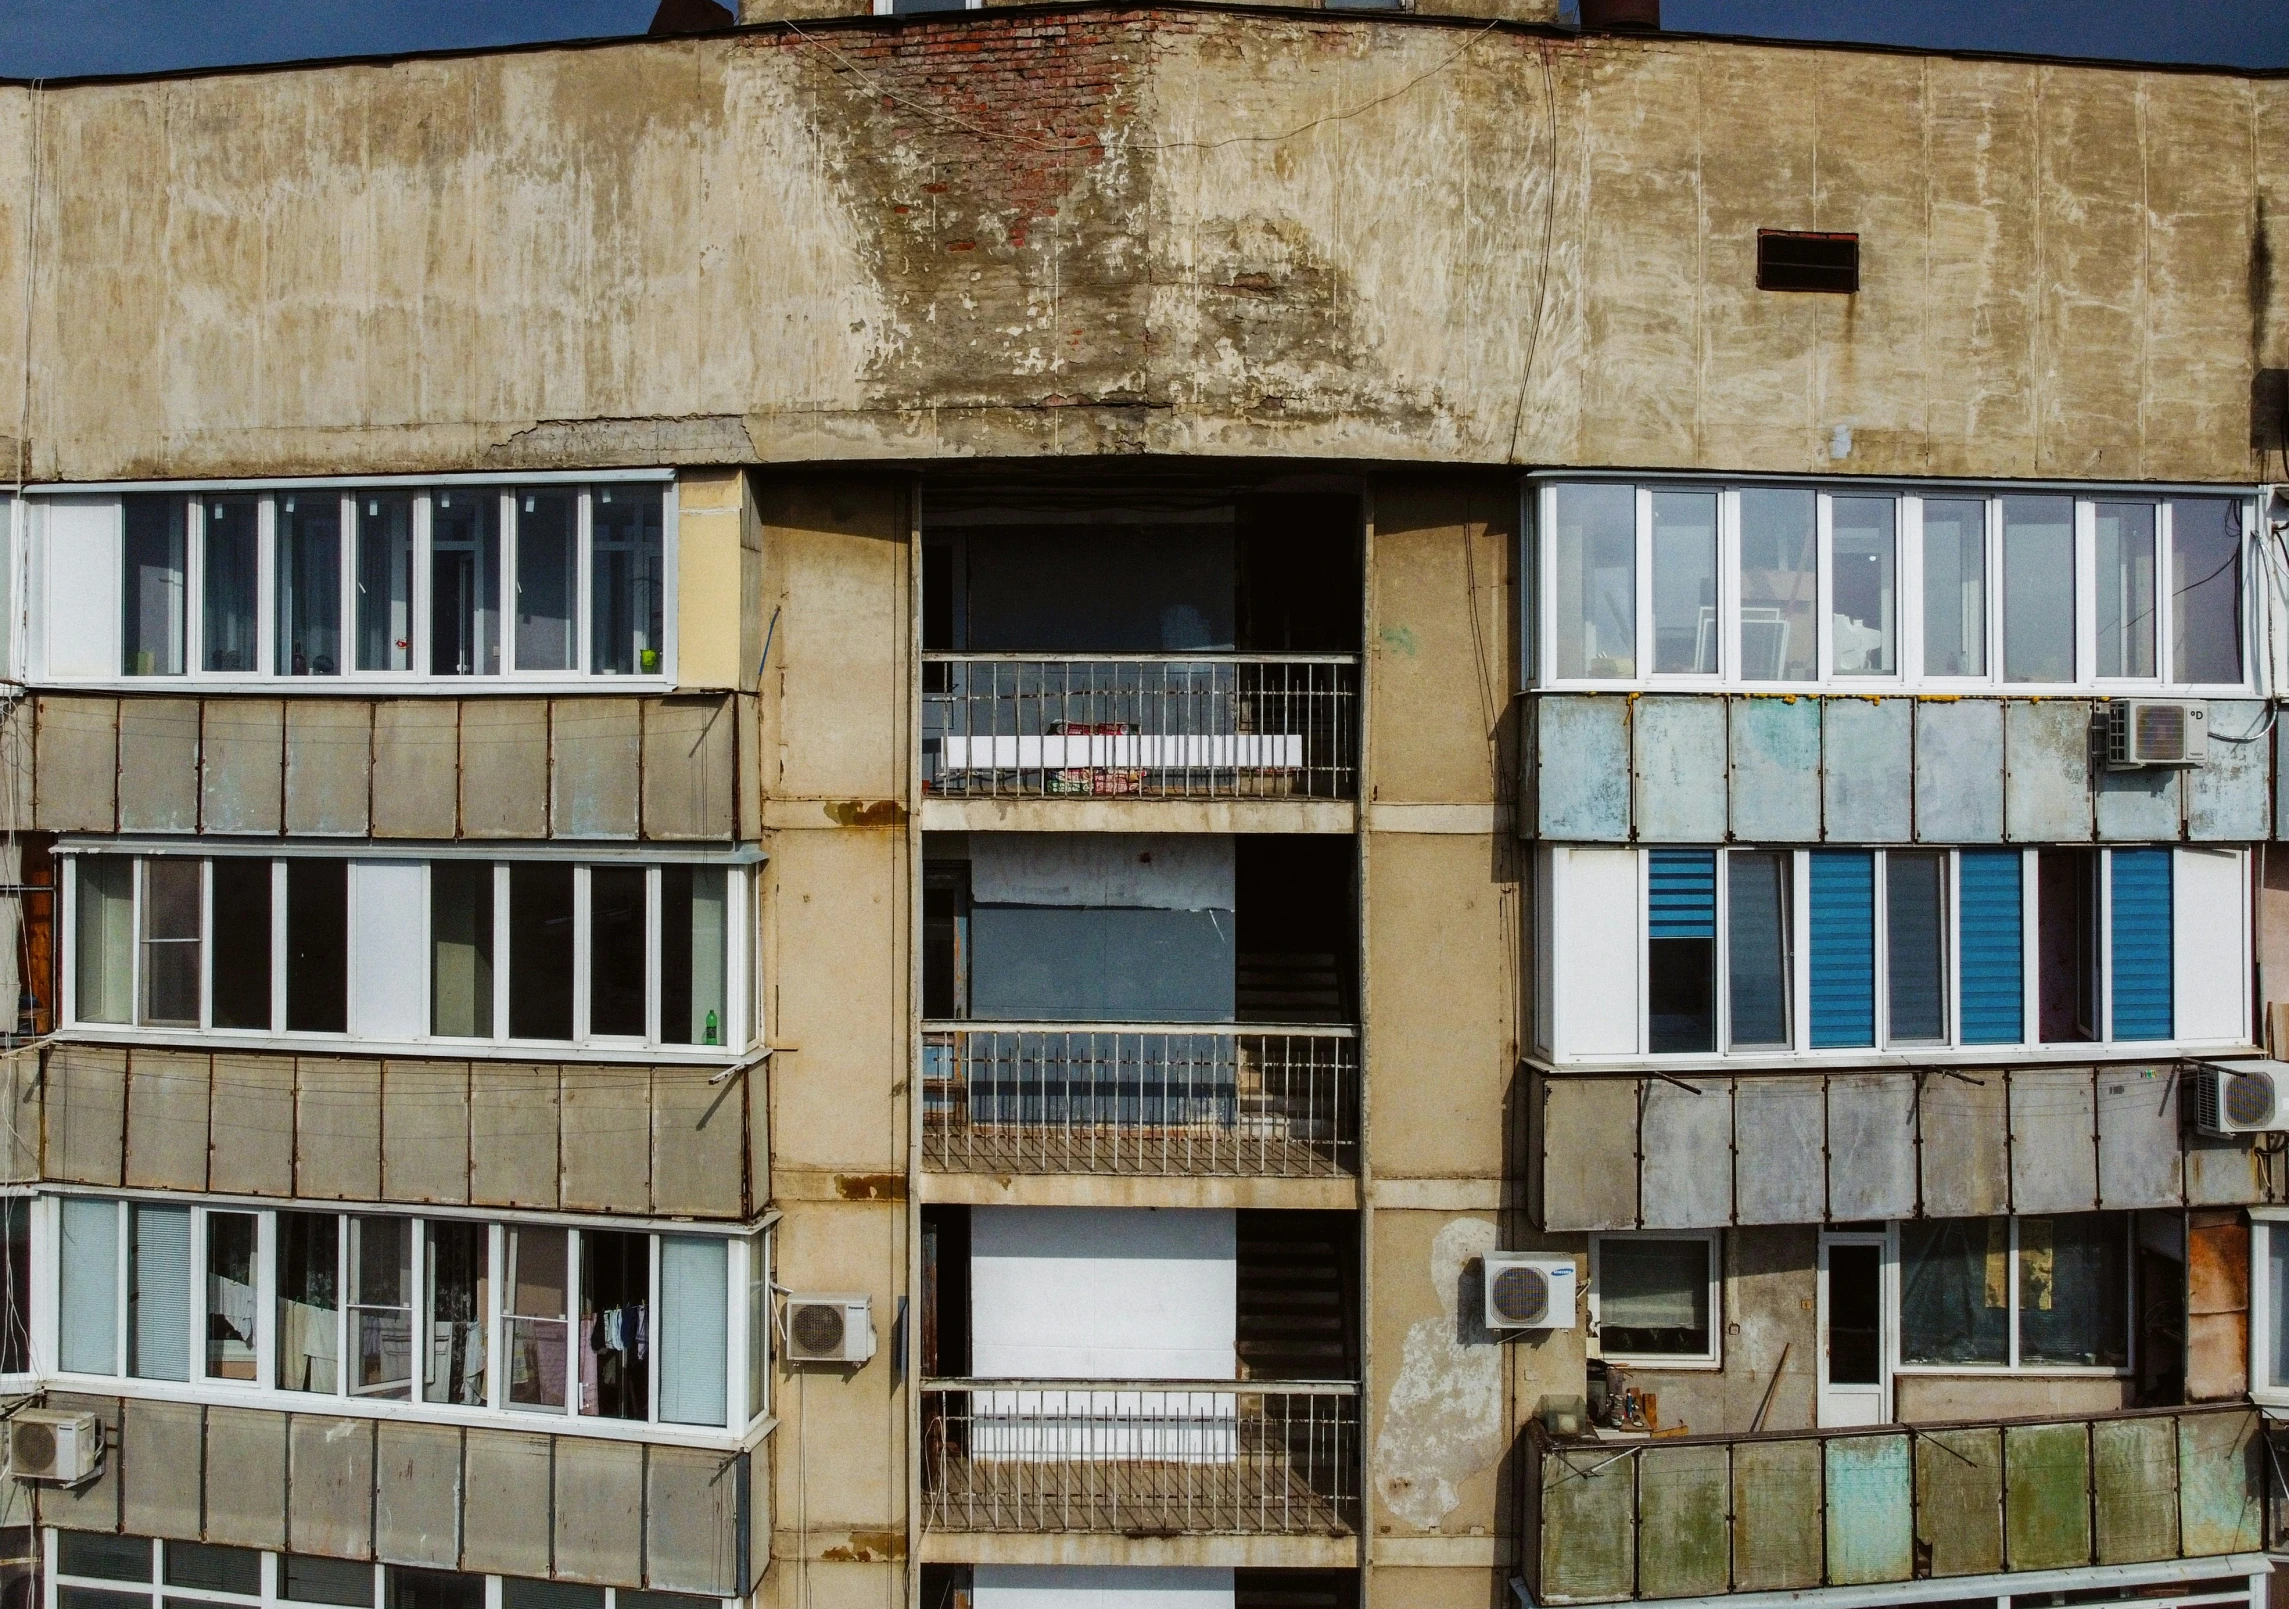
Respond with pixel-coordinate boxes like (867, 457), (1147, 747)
(1817, 1234), (1889, 1427)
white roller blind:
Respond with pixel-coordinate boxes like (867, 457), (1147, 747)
(130, 1205), (191, 1382)
(1554, 848), (1642, 1057)
(2174, 848), (2247, 1043)
(41, 498), (122, 680)
(658, 1235), (728, 1427)
(59, 1199), (119, 1374)
(349, 861), (428, 1038)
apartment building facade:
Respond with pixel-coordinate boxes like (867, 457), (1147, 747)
(0, 6), (2285, 1609)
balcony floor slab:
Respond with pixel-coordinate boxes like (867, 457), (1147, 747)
(917, 1172), (1360, 1210)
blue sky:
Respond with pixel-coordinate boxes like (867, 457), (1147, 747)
(0, 0), (2283, 78)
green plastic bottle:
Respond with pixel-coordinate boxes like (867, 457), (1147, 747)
(704, 1009), (720, 1047)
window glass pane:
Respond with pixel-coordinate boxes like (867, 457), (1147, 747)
(354, 493), (416, 672)
(165, 1543), (261, 1595)
(122, 494), (189, 676)
(1921, 498), (1988, 676)
(2171, 498), (2243, 684)
(206, 1210), (258, 1381)
(350, 1216), (413, 1399)
(589, 866), (647, 1037)
(2018, 1214), (2128, 1367)
(385, 1570), (483, 1609)
(202, 496), (261, 672)
(501, 1583), (604, 1609)
(1737, 489), (1817, 681)
(2271, 1228), (2289, 1389)
(430, 861), (495, 1037)
(1552, 484), (1635, 678)
(2109, 848), (2173, 1041)
(1831, 497), (1895, 675)
(513, 489), (577, 671)
(59, 1197), (120, 1374)
(1806, 851), (1872, 1049)
(2002, 495), (2075, 682)
(131, 1203), (192, 1382)
(505, 1224), (569, 1412)
(59, 1590), (144, 1609)
(278, 1210), (339, 1394)
(1729, 851), (1793, 1049)
(660, 1235), (728, 1426)
(620, 1595), (716, 1609)
(1958, 850), (2024, 1045)
(1597, 1239), (1709, 1355)
(425, 1219), (489, 1406)
(1886, 851), (1947, 1042)
(1647, 850), (1715, 1053)
(509, 863), (574, 1040)
(2095, 503), (2157, 678)
(1899, 1217), (2010, 1365)
(431, 489), (502, 676)
(57, 1534), (151, 1582)
(0, 1197), (29, 1373)
(278, 493), (343, 676)
(287, 859), (349, 1033)
(211, 858), (273, 1031)
(661, 866), (729, 1047)
(591, 485), (666, 675)
(2037, 849), (2098, 1043)
(140, 858), (201, 1027)
(1649, 491), (1716, 675)
(284, 1557), (375, 1609)
(76, 855), (135, 1024)
(581, 1229), (651, 1421)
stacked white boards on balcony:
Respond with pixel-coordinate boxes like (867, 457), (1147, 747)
(972, 1565), (1235, 1609)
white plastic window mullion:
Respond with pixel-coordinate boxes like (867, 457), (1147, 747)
(271, 860), (289, 1034)
(254, 1208), (277, 1394)
(501, 490), (520, 675)
(199, 858), (215, 1031)
(413, 493), (435, 683)
(576, 487), (594, 676)
(409, 1218), (428, 1408)
(2020, 849), (2041, 1047)
(1872, 851), (1890, 1051)
(573, 866), (593, 1044)
(189, 1206), (209, 1384)
(1792, 849), (1812, 1052)
(336, 1214), (352, 1402)
(2157, 500), (2177, 689)
(338, 495), (358, 678)
(1987, 497), (2006, 688)
(566, 1227), (584, 1421)
(2074, 499), (2098, 686)
(645, 865), (663, 1046)
(492, 864), (512, 1042)
(1816, 493), (1836, 681)
(1634, 485), (1654, 685)
(255, 495), (279, 680)
(114, 1198), (130, 1376)
(2098, 847), (2115, 1044)
(1946, 851), (1963, 1048)
(1714, 849), (1732, 1052)
(1538, 483), (1559, 686)
(647, 1232), (663, 1423)
(185, 496), (207, 678)
(2006, 1215), (2021, 1369)
(1900, 494), (1925, 687)
(487, 1220), (507, 1411)
(1720, 488), (1742, 688)
(59, 854), (77, 1026)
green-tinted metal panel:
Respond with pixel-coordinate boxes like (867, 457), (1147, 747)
(2094, 1415), (2179, 1564)
(1731, 695), (1822, 843)
(1732, 1438), (1824, 1591)
(2177, 1410), (2263, 1558)
(2004, 1422), (2094, 1571)
(1824, 1434), (1913, 1586)
(1915, 1427), (2002, 1577)
(1538, 696), (1632, 842)
(1539, 1445), (1637, 1604)
(1638, 1443), (1730, 1600)
(1821, 696), (1913, 842)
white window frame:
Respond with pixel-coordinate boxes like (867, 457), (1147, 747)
(1586, 1230), (1722, 1370)
(1889, 1215), (2137, 1378)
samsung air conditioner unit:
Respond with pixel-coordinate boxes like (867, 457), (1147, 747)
(1483, 1255), (1578, 1332)
(9, 1410), (102, 1484)
(2107, 700), (2208, 769)
(784, 1293), (877, 1365)
(2194, 1060), (2289, 1137)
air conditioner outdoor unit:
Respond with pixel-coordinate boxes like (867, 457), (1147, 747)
(2194, 1061), (2289, 1137)
(9, 1410), (102, 1484)
(784, 1293), (877, 1365)
(2106, 700), (2208, 769)
(1483, 1255), (1578, 1332)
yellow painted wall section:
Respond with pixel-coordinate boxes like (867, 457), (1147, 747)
(676, 468), (751, 691)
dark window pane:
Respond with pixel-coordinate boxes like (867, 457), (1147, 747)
(2002, 496), (2075, 683)
(1886, 852), (1947, 1042)
(354, 493), (417, 672)
(57, 1533), (150, 1582)
(1730, 852), (1793, 1049)
(513, 490), (577, 672)
(284, 1556), (374, 1608)
(660, 865), (730, 1047)
(2018, 1214), (2128, 1367)
(1826, 1244), (1882, 1386)
(1597, 1239), (1710, 1355)
(430, 861), (494, 1038)
(203, 496), (261, 672)
(2037, 849), (2098, 1044)
(210, 858), (272, 1030)
(590, 485), (665, 675)
(140, 858), (202, 1027)
(287, 859), (348, 1032)
(619, 1595), (716, 1609)
(1899, 1217), (2010, 1365)
(278, 492), (343, 676)
(430, 489), (501, 676)
(0, 1198), (28, 1372)
(580, 1228), (651, 1421)
(508, 863), (574, 1040)
(2171, 498), (2243, 684)
(425, 1219), (489, 1406)
(60, 1591), (146, 1609)
(122, 493), (188, 676)
(1647, 850), (1715, 1053)
(589, 866), (647, 1037)
(164, 1543), (260, 1595)
(206, 1211), (258, 1381)
(501, 1581), (604, 1609)
(350, 1216), (413, 1399)
(385, 1570), (482, 1609)
(277, 1209), (340, 1394)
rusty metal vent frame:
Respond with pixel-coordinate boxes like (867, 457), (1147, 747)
(1756, 229), (1860, 294)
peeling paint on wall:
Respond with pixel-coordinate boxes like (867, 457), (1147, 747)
(1375, 1215), (1503, 1532)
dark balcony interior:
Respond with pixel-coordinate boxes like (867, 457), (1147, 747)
(918, 1567), (1360, 1607)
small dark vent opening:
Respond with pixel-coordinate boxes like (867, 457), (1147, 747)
(1757, 229), (1859, 294)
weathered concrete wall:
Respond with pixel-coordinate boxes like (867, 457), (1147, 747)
(0, 21), (2281, 479)
(1612, 1225), (1817, 1437)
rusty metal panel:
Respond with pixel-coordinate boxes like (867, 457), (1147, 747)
(2011, 1068), (2099, 1213)
(1914, 1426), (2002, 1577)
(1914, 699), (2004, 843)
(1636, 1442), (1729, 1599)
(643, 696), (739, 841)
(1639, 1078), (1732, 1229)
(124, 1049), (211, 1192)
(459, 699), (550, 839)
(370, 703), (460, 839)
(1540, 1078), (1640, 1231)
(119, 1399), (203, 1541)
(2004, 1421), (2094, 1570)
(37, 1393), (122, 1532)
(2093, 1414), (2179, 1564)
(295, 1059), (382, 1201)
(284, 701), (372, 836)
(373, 1422), (461, 1569)
(1822, 697), (1913, 842)
(2189, 701), (2272, 841)
(460, 1430), (553, 1577)
(1824, 1434), (1913, 1585)
(202, 1407), (288, 1549)
(380, 1061), (470, 1205)
(2097, 1066), (2184, 1208)
(198, 700), (285, 835)
(2186, 1131), (2266, 1207)
(2096, 765), (2183, 843)
(737, 691), (762, 842)
(1734, 1077), (1825, 1225)
(553, 699), (642, 839)
(34, 695), (118, 832)
(2187, 1212), (2251, 1402)
(1536, 696), (1631, 842)
(1631, 696), (1726, 843)
(2177, 1409), (2263, 1556)
(644, 1447), (744, 1597)
(208, 1053), (295, 1197)
(553, 1437), (644, 1586)
(1731, 1438), (1822, 1590)
(652, 1066), (745, 1219)
(563, 1066), (652, 1213)
(2004, 700), (2095, 842)
(115, 699), (200, 833)
(46, 1044), (126, 1186)
(287, 1415), (375, 1559)
(1826, 1074), (1916, 1221)
(1537, 1443), (1636, 1603)
(1730, 696), (1821, 843)
(469, 1063), (561, 1209)
(1918, 1072), (2009, 1219)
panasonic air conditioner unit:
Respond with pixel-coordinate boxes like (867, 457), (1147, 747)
(2107, 700), (2208, 769)
(2194, 1060), (2289, 1137)
(784, 1294), (877, 1365)
(9, 1410), (102, 1484)
(1483, 1255), (1578, 1332)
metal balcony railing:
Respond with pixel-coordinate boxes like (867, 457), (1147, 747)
(1521, 1404), (2272, 1606)
(921, 1023), (1359, 1177)
(921, 1379), (1360, 1536)
(921, 654), (1359, 799)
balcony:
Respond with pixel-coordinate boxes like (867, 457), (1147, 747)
(1520, 1405), (2270, 1606)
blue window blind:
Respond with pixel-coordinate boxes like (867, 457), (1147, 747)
(1809, 852), (1875, 1048)
(2109, 849), (2173, 1041)
(1958, 851), (2024, 1044)
(1648, 850), (1716, 939)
